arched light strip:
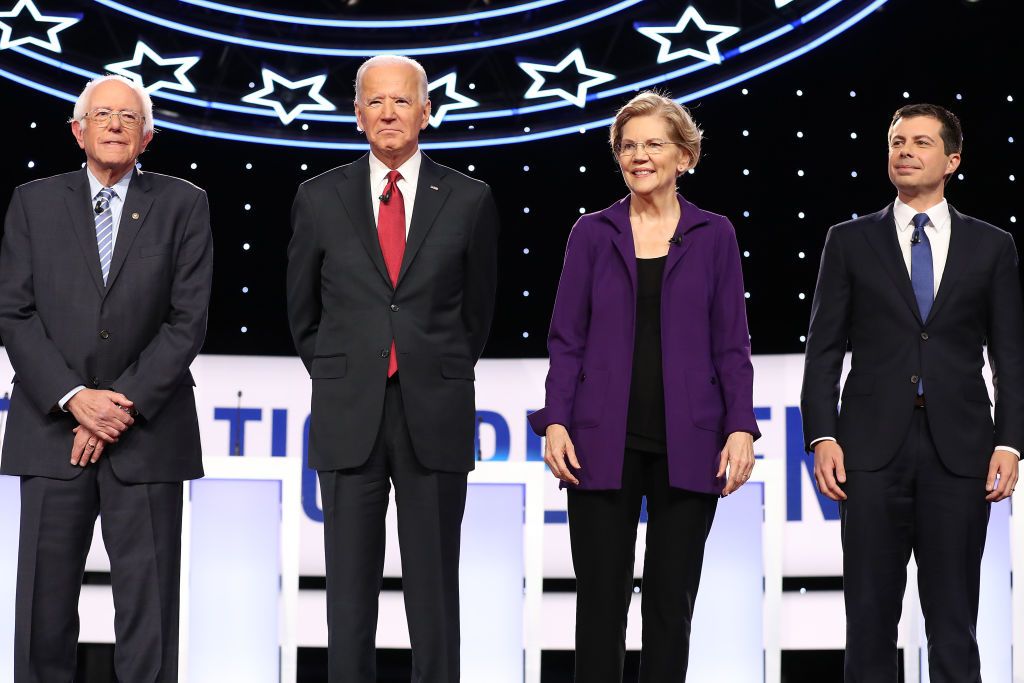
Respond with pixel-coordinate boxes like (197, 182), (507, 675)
(2, 0), (886, 147)
(13, 0), (847, 124)
(176, 0), (567, 28)
(90, 0), (643, 56)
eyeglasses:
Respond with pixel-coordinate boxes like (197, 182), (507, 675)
(85, 108), (145, 129)
(614, 140), (682, 157)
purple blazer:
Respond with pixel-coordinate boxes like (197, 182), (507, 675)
(528, 194), (760, 494)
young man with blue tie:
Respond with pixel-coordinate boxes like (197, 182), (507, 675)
(801, 104), (1023, 682)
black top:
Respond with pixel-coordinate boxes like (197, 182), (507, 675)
(625, 255), (668, 453)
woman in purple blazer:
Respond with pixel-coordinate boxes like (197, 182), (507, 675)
(528, 92), (761, 681)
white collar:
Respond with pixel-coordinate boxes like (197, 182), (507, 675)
(893, 196), (949, 233)
(368, 149), (421, 187)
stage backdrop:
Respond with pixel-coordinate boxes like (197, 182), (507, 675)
(2, 350), (984, 579)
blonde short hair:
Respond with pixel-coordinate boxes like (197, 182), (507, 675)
(609, 91), (702, 171)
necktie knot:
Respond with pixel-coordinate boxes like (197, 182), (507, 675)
(386, 170), (402, 188)
(912, 212), (930, 231)
(96, 187), (116, 210)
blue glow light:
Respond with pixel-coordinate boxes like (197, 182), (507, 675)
(176, 0), (567, 28)
(12, 0), (853, 125)
(92, 0), (643, 56)
(0, 0), (889, 149)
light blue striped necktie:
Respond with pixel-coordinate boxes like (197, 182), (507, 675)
(94, 187), (116, 284)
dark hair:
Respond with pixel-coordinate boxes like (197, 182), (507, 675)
(889, 103), (963, 155)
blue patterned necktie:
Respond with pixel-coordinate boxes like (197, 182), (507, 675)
(910, 211), (933, 395)
(94, 187), (116, 284)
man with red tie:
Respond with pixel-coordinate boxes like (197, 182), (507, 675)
(286, 55), (499, 683)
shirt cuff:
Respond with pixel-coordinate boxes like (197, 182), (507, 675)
(58, 385), (86, 412)
(995, 445), (1021, 459)
(809, 436), (837, 447)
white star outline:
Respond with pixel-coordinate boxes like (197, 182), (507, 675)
(0, 0), (78, 53)
(105, 41), (200, 94)
(427, 72), (478, 129)
(518, 48), (614, 109)
(636, 6), (740, 65)
(241, 68), (336, 126)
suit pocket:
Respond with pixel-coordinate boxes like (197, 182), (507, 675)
(311, 355), (347, 379)
(571, 368), (608, 428)
(841, 374), (874, 398)
(138, 242), (173, 258)
(685, 369), (725, 432)
(440, 356), (475, 380)
(963, 380), (992, 405)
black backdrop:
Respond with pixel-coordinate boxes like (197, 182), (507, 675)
(3, 0), (1019, 361)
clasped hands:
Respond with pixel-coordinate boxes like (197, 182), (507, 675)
(543, 424), (756, 495)
(66, 389), (135, 467)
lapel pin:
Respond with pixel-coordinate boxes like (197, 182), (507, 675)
(430, 185), (439, 191)
(131, 212), (140, 220)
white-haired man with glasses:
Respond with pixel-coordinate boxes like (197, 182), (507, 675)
(0, 74), (212, 682)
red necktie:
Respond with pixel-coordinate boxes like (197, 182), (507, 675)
(378, 169), (405, 377)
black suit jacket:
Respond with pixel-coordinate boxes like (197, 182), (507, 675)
(801, 204), (1024, 476)
(287, 153), (499, 473)
(0, 168), (213, 483)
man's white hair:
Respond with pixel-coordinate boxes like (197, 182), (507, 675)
(72, 74), (154, 135)
(354, 55), (429, 104)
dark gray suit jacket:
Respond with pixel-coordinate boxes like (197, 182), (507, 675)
(286, 153), (499, 473)
(801, 204), (1024, 476)
(0, 167), (213, 483)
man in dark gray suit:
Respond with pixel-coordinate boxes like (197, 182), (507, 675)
(802, 104), (1023, 682)
(287, 55), (499, 682)
(0, 74), (212, 682)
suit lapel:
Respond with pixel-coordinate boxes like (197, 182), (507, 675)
(862, 205), (922, 324)
(104, 168), (153, 295)
(605, 198), (637, 295)
(663, 195), (703, 280)
(63, 169), (105, 295)
(336, 155), (392, 288)
(397, 155), (450, 286)
(926, 206), (977, 324)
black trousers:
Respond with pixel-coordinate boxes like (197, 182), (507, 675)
(841, 408), (990, 683)
(318, 376), (468, 683)
(567, 448), (718, 683)
(15, 456), (183, 683)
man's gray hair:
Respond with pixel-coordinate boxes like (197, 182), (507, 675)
(354, 55), (429, 104)
(72, 75), (155, 135)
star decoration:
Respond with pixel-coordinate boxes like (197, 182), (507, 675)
(427, 72), (478, 128)
(775, 0), (795, 6)
(518, 48), (614, 108)
(636, 6), (740, 65)
(0, 0), (79, 53)
(241, 68), (336, 126)
(105, 41), (200, 94)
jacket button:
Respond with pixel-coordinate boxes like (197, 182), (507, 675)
(99, 330), (110, 339)
(710, 377), (717, 385)
(380, 348), (390, 358)
(911, 375), (920, 384)
(920, 332), (929, 340)
(580, 373), (587, 382)
(390, 304), (400, 312)
(91, 376), (99, 386)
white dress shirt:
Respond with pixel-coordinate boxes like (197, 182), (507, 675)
(811, 198), (1019, 457)
(369, 150), (420, 237)
(58, 167), (134, 411)
(893, 197), (949, 296)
